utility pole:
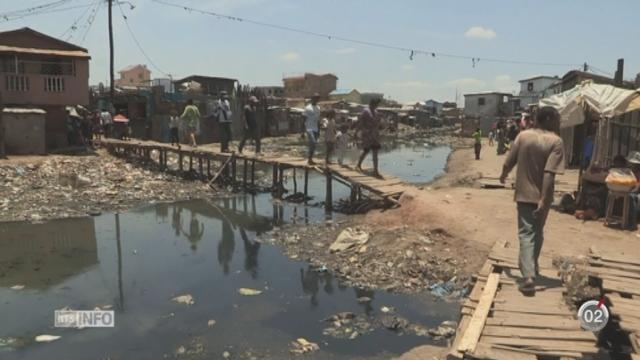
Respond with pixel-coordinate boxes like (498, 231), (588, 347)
(108, 0), (115, 103)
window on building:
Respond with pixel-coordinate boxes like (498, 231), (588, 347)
(130, 78), (133, 83)
(44, 77), (65, 92)
(527, 82), (534, 91)
(5, 74), (29, 91)
(478, 97), (486, 106)
(138, 72), (143, 79)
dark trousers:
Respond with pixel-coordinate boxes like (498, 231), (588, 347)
(238, 126), (261, 154)
(170, 127), (179, 145)
(220, 122), (232, 152)
(474, 143), (482, 160)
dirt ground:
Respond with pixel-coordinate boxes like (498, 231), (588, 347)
(394, 141), (639, 359)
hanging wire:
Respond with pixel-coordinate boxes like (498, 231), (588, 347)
(151, 0), (584, 68)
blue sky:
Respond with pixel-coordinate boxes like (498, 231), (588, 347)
(3, 0), (640, 102)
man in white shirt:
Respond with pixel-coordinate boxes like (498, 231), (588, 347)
(215, 91), (233, 152)
(100, 109), (113, 138)
(303, 93), (321, 165)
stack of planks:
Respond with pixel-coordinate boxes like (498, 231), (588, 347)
(587, 248), (640, 357)
(449, 241), (600, 359)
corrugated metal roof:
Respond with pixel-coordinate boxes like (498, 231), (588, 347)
(3, 107), (46, 114)
(330, 89), (355, 95)
(0, 45), (90, 58)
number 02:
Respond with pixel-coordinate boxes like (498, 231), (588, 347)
(584, 309), (603, 323)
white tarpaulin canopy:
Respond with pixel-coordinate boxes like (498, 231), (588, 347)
(539, 81), (640, 129)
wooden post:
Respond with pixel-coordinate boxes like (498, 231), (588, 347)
(293, 168), (297, 193)
(272, 163), (278, 191)
(278, 165), (284, 196)
(250, 160), (255, 186)
(178, 152), (183, 172)
(189, 155), (193, 171)
(243, 158), (248, 188)
(198, 157), (203, 179)
(207, 158), (211, 177)
(350, 185), (357, 204)
(231, 155), (237, 183)
(325, 170), (332, 213)
(304, 168), (309, 202)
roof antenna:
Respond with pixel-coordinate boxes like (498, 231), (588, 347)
(409, 50), (414, 61)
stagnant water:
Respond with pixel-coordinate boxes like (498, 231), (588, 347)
(0, 142), (453, 360)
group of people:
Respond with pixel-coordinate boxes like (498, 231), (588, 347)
(171, 91), (261, 155)
(303, 93), (384, 177)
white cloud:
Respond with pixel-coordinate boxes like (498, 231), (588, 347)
(445, 78), (486, 88)
(384, 80), (430, 88)
(280, 51), (300, 62)
(402, 64), (414, 71)
(332, 47), (356, 55)
(494, 74), (517, 93)
(464, 26), (497, 39)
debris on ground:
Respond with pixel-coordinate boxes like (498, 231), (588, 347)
(9, 285), (25, 290)
(378, 314), (410, 331)
(34, 335), (61, 343)
(238, 288), (262, 296)
(427, 320), (457, 339)
(329, 227), (369, 253)
(554, 256), (601, 309)
(207, 319), (216, 327)
(175, 337), (205, 358)
(289, 338), (319, 354)
(171, 294), (195, 305)
(322, 312), (374, 340)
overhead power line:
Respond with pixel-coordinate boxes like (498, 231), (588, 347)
(0, 2), (96, 23)
(151, 0), (585, 69)
(60, 0), (99, 40)
(79, 0), (103, 44)
(116, 1), (171, 77)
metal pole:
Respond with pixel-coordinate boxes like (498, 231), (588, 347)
(108, 0), (115, 102)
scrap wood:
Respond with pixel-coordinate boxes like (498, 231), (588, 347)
(456, 272), (500, 354)
(489, 344), (583, 359)
(208, 156), (233, 187)
(589, 258), (640, 273)
(470, 343), (536, 360)
(479, 336), (598, 353)
(485, 317), (580, 330)
(602, 279), (640, 296)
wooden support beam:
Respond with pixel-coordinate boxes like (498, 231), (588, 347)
(189, 155), (193, 172)
(198, 157), (203, 179)
(272, 163), (278, 191)
(250, 160), (255, 186)
(457, 272), (500, 354)
(208, 157), (233, 188)
(278, 165), (284, 198)
(207, 158), (211, 177)
(243, 158), (248, 188)
(325, 169), (333, 213)
(293, 168), (297, 193)
(304, 168), (309, 202)
(178, 152), (183, 172)
(231, 155), (237, 183)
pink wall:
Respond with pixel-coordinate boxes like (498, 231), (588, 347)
(1, 58), (89, 106)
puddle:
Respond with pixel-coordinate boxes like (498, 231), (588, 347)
(0, 198), (456, 360)
(0, 141), (456, 359)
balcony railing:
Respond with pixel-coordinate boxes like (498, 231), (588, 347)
(5, 74), (30, 92)
(44, 76), (65, 93)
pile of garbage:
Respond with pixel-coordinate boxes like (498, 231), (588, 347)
(265, 222), (471, 295)
(0, 152), (213, 222)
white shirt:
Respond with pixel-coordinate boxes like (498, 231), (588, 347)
(169, 116), (181, 129)
(216, 99), (233, 124)
(304, 104), (320, 132)
(100, 112), (113, 125)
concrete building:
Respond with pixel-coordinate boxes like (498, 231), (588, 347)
(329, 89), (361, 103)
(424, 99), (444, 115)
(463, 92), (514, 133)
(116, 64), (150, 87)
(517, 75), (560, 108)
(283, 73), (338, 99)
(0, 27), (90, 149)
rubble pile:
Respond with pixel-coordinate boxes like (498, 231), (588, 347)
(264, 222), (471, 294)
(0, 152), (213, 222)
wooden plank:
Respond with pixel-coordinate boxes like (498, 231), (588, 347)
(471, 343), (536, 360)
(480, 336), (598, 352)
(590, 252), (640, 267)
(457, 272), (500, 353)
(602, 279), (640, 296)
(587, 265), (640, 280)
(485, 317), (580, 330)
(482, 326), (596, 341)
(589, 258), (640, 273)
(489, 344), (583, 359)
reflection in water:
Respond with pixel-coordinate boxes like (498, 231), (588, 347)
(355, 287), (376, 316)
(240, 229), (260, 279)
(299, 266), (337, 308)
(171, 206), (183, 237)
(218, 215), (235, 275)
(0, 217), (98, 289)
(184, 211), (205, 252)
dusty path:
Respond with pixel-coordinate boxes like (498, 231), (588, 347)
(390, 143), (638, 359)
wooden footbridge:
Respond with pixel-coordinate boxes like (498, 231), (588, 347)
(99, 138), (407, 211)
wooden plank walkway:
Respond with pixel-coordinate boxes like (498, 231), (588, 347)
(587, 248), (640, 355)
(449, 242), (600, 360)
(99, 138), (407, 207)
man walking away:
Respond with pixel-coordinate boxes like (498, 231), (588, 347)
(100, 109), (113, 138)
(216, 91), (233, 152)
(238, 96), (261, 155)
(356, 98), (382, 177)
(181, 99), (200, 148)
(169, 109), (180, 147)
(500, 106), (564, 295)
(472, 127), (482, 160)
(303, 93), (321, 165)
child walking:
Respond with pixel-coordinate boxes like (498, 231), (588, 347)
(336, 124), (350, 166)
